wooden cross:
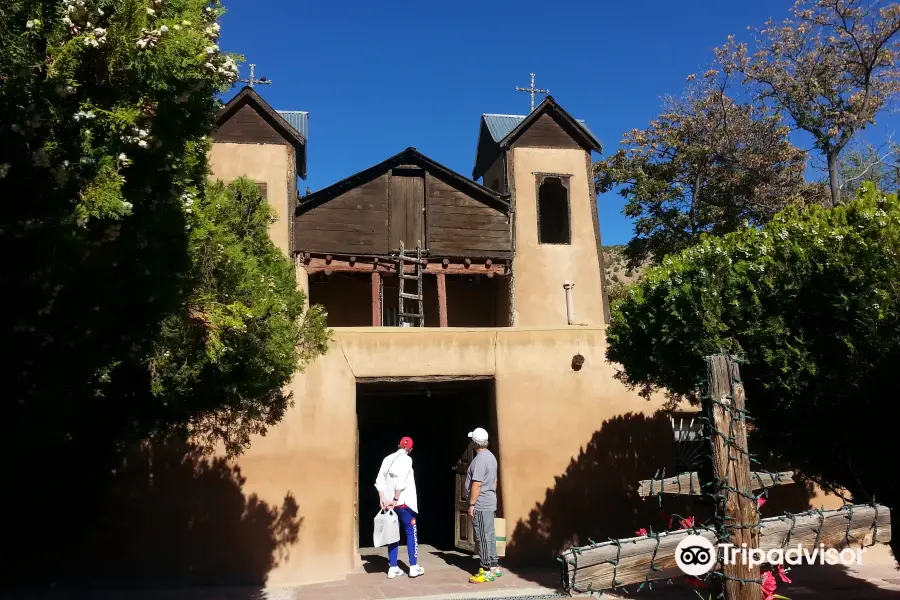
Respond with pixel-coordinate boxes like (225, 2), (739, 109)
(559, 354), (892, 598)
(239, 63), (272, 88)
(515, 72), (549, 112)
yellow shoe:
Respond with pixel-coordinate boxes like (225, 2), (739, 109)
(469, 568), (495, 583)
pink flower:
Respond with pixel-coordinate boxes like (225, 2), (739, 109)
(635, 528), (648, 536)
(761, 571), (778, 600)
(776, 564), (792, 584)
(757, 496), (767, 508)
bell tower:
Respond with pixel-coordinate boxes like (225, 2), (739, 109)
(209, 86), (308, 256)
(473, 97), (607, 327)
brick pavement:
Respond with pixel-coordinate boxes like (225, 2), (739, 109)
(4, 543), (897, 600)
(290, 545), (564, 600)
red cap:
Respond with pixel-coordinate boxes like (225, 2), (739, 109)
(399, 436), (414, 449)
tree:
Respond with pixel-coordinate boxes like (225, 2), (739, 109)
(605, 183), (899, 560)
(150, 178), (329, 456)
(715, 0), (900, 208)
(0, 2), (330, 581)
(595, 74), (811, 268)
(839, 139), (900, 200)
(0, 0), (240, 455)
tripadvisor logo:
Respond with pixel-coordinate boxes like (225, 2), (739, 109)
(675, 534), (868, 576)
(675, 535), (716, 576)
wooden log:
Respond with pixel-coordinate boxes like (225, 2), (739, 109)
(705, 354), (759, 600)
(437, 273), (448, 327)
(637, 471), (795, 497)
(560, 503), (892, 594)
(304, 257), (507, 276)
(371, 271), (381, 326)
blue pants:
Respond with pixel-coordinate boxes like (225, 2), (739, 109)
(388, 507), (419, 567)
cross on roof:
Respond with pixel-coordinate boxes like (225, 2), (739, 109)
(515, 72), (548, 112)
(239, 63), (272, 88)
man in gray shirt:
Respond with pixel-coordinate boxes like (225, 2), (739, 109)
(465, 427), (501, 583)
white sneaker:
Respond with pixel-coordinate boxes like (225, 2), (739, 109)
(409, 565), (425, 577)
(387, 566), (404, 579)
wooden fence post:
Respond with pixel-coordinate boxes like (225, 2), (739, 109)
(704, 354), (760, 599)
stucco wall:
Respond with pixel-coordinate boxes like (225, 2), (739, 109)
(209, 142), (295, 256)
(509, 147), (606, 327)
(226, 327), (671, 586)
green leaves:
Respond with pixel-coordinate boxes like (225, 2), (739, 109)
(607, 182), (900, 513)
(595, 84), (811, 269)
(149, 178), (330, 456)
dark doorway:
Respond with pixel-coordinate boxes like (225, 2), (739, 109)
(356, 378), (496, 551)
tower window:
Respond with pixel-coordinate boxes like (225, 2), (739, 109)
(536, 176), (571, 244)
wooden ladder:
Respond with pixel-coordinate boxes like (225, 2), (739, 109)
(397, 241), (424, 327)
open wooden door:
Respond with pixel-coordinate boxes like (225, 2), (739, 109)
(453, 443), (477, 552)
(353, 423), (360, 559)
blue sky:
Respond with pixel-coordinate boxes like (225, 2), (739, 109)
(218, 0), (899, 246)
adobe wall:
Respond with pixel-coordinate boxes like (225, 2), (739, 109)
(221, 328), (641, 585)
(208, 142), (296, 256)
(508, 147), (606, 327)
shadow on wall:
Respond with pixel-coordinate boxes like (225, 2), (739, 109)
(55, 437), (302, 589)
(504, 410), (816, 568)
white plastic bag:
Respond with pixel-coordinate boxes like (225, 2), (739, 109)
(373, 509), (400, 547)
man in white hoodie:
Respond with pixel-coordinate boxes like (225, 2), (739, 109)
(375, 436), (425, 579)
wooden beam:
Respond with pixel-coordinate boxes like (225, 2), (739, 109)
(706, 354), (759, 600)
(371, 271), (381, 326)
(637, 471), (795, 497)
(560, 503), (892, 594)
(437, 272), (448, 327)
(357, 375), (494, 384)
(304, 257), (508, 276)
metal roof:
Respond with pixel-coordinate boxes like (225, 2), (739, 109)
(276, 110), (308, 140)
(482, 113), (596, 143)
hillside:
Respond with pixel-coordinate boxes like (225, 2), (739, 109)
(602, 245), (649, 303)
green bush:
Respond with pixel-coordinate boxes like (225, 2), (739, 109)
(607, 183), (899, 530)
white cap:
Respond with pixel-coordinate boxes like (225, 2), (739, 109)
(468, 427), (489, 443)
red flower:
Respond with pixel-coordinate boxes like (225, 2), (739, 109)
(660, 510), (673, 528)
(685, 576), (707, 588)
(761, 571), (778, 600)
(776, 564), (792, 584)
(757, 496), (767, 508)
(635, 528), (648, 536)
(679, 516), (695, 529)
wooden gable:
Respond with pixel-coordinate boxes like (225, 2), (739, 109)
(213, 86), (308, 179)
(294, 148), (511, 258)
(511, 111), (586, 150)
(472, 96), (602, 180)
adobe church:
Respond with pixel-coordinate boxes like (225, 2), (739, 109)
(207, 86), (834, 588)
